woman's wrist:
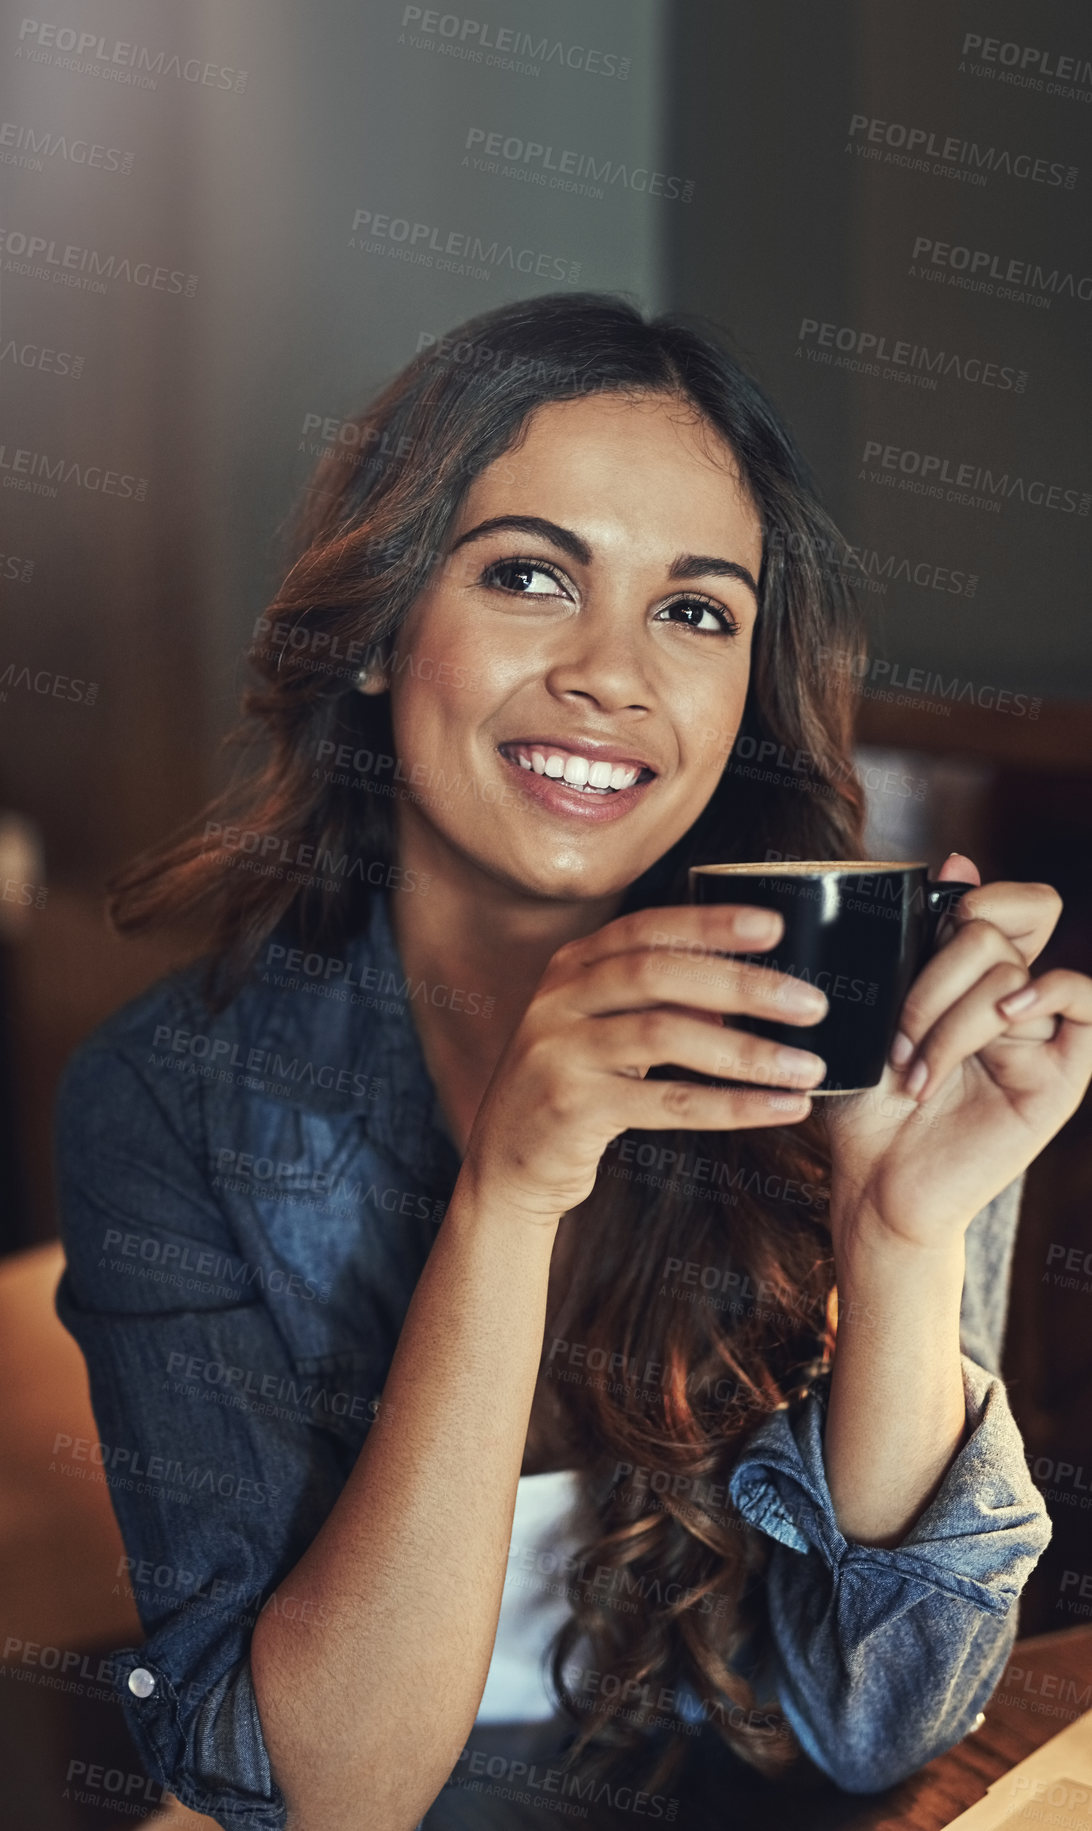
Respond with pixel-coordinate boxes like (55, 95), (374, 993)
(449, 1154), (564, 1241)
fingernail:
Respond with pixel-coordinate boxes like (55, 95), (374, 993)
(999, 985), (1038, 1017)
(734, 908), (781, 943)
(905, 1059), (928, 1100)
(775, 1047), (826, 1081)
(783, 983), (828, 1018)
(889, 1031), (914, 1069)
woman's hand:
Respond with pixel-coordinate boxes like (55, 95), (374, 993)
(826, 853), (1092, 1252)
(461, 903), (828, 1226)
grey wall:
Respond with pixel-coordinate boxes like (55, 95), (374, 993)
(1, 0), (673, 880)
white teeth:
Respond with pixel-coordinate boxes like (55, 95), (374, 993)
(507, 745), (646, 793)
(609, 763), (640, 790)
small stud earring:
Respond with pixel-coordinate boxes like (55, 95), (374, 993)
(352, 665), (370, 692)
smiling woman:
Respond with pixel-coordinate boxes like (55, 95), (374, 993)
(50, 293), (1089, 1831)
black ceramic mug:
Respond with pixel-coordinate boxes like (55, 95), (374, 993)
(686, 861), (974, 1094)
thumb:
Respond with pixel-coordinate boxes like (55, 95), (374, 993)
(938, 850), (981, 887)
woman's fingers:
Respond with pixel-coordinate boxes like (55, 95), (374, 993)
(951, 880), (1063, 966)
(621, 1075), (815, 1131)
(571, 941), (830, 1029)
(891, 918), (1026, 1066)
(904, 961), (1029, 1103)
(906, 965), (1092, 1107)
(996, 969), (1092, 1083)
(557, 901), (784, 972)
(591, 1005), (827, 1090)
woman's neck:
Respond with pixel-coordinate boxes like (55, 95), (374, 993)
(388, 830), (624, 1068)
(385, 825), (624, 1156)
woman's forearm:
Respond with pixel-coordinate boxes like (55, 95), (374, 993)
(823, 1217), (968, 1548)
(249, 1166), (560, 1831)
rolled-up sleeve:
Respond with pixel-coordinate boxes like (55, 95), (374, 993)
(726, 1179), (1051, 1794)
(53, 1039), (351, 1831)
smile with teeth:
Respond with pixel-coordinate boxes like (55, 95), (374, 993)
(503, 744), (649, 794)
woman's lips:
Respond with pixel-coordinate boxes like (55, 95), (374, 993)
(496, 747), (656, 822)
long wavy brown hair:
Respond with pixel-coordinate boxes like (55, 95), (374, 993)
(108, 292), (866, 1797)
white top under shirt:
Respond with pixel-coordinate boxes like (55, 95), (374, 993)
(475, 1469), (589, 1724)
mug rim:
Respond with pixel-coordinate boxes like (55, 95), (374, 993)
(689, 859), (929, 875)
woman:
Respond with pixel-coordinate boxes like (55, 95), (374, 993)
(54, 293), (1090, 1831)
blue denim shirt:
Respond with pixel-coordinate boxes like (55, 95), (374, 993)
(53, 887), (1052, 1827)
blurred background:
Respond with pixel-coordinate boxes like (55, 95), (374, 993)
(1, 0), (1089, 1823)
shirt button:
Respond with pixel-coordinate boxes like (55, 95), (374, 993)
(128, 1667), (156, 1699)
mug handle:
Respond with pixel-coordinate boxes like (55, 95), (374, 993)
(923, 879), (975, 958)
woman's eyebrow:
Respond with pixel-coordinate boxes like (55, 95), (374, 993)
(448, 514), (759, 601)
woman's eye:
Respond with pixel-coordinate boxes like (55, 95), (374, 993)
(657, 597), (740, 636)
(481, 558), (568, 597)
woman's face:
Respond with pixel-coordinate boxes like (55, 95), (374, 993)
(377, 389), (763, 904)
